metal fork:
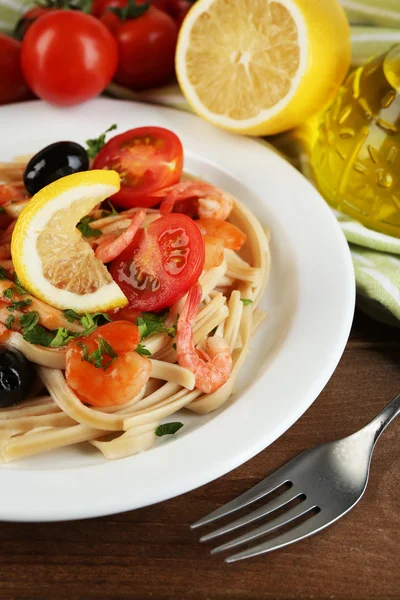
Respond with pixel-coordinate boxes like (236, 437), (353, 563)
(192, 392), (400, 563)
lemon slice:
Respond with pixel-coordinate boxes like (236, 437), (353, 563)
(11, 170), (128, 313)
(176, 0), (351, 135)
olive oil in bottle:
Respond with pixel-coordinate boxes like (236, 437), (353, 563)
(312, 45), (400, 237)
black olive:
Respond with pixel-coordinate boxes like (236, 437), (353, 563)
(23, 141), (89, 196)
(0, 346), (34, 408)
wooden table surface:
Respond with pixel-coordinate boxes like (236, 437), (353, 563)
(0, 310), (399, 600)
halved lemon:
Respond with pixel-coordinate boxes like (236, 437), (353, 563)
(176, 0), (351, 135)
(11, 170), (128, 313)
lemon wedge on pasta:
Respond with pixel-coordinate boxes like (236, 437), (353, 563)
(11, 170), (128, 313)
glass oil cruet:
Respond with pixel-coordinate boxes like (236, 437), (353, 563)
(312, 45), (400, 237)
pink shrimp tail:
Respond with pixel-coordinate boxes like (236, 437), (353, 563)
(180, 283), (202, 323)
(177, 284), (232, 394)
(95, 210), (146, 263)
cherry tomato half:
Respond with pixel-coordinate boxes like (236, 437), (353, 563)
(21, 11), (118, 106)
(92, 126), (183, 209)
(110, 213), (205, 311)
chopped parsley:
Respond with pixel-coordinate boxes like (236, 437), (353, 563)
(49, 327), (77, 348)
(20, 311), (77, 347)
(13, 274), (27, 295)
(240, 298), (253, 305)
(86, 124), (117, 159)
(5, 315), (14, 330)
(136, 311), (176, 340)
(0, 266), (7, 280)
(78, 337), (118, 370)
(22, 325), (55, 347)
(155, 422), (184, 437)
(77, 216), (102, 238)
(2, 288), (32, 312)
(63, 309), (81, 323)
(3, 288), (13, 301)
(107, 200), (118, 215)
(136, 343), (152, 356)
(81, 312), (111, 335)
(20, 311), (39, 330)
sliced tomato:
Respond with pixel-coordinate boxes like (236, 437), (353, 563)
(110, 213), (205, 311)
(92, 126), (183, 209)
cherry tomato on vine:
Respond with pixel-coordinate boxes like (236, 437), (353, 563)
(92, 126), (183, 209)
(0, 35), (32, 105)
(21, 11), (118, 106)
(100, 2), (178, 90)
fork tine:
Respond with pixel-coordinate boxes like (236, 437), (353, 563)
(200, 486), (300, 543)
(211, 499), (316, 555)
(225, 510), (329, 563)
(191, 468), (292, 529)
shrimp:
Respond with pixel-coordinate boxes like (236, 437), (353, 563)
(153, 181), (234, 221)
(95, 210), (146, 263)
(66, 322), (151, 407)
(176, 284), (232, 394)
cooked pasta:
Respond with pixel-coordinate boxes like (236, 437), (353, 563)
(0, 140), (270, 463)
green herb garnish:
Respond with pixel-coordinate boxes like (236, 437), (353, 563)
(107, 200), (118, 215)
(155, 422), (184, 437)
(0, 266), (7, 280)
(63, 309), (81, 323)
(81, 312), (111, 335)
(136, 343), (152, 356)
(6, 299), (32, 312)
(5, 315), (14, 330)
(78, 337), (118, 370)
(3, 288), (14, 301)
(77, 216), (102, 238)
(13, 274), (27, 295)
(3, 288), (32, 311)
(86, 124), (117, 159)
(20, 311), (39, 331)
(136, 311), (176, 340)
(20, 312), (76, 347)
(172, 343), (177, 350)
(22, 325), (55, 347)
(50, 327), (77, 348)
(240, 298), (253, 305)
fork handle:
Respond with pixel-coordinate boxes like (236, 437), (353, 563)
(367, 392), (400, 444)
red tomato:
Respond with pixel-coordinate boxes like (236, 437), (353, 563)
(21, 11), (118, 106)
(92, 0), (170, 17)
(92, 126), (183, 209)
(169, 0), (193, 24)
(101, 5), (177, 90)
(14, 6), (51, 40)
(0, 35), (32, 105)
(110, 213), (205, 311)
(152, 0), (171, 13)
(66, 321), (151, 407)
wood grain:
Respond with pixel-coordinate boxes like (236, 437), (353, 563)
(0, 310), (399, 600)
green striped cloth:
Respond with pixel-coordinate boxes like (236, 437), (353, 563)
(1, 0), (400, 325)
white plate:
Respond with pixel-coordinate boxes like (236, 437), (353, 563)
(0, 98), (354, 522)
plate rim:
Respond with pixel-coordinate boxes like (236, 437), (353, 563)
(0, 98), (355, 522)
